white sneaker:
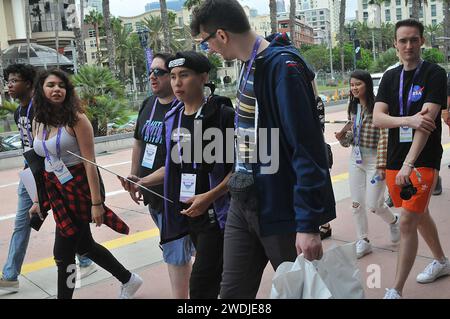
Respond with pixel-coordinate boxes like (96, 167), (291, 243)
(79, 263), (97, 280)
(383, 288), (402, 299)
(356, 239), (372, 259)
(416, 258), (450, 284)
(0, 277), (19, 293)
(119, 273), (143, 299)
(389, 214), (400, 243)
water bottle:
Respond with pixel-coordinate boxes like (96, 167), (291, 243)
(370, 173), (382, 185)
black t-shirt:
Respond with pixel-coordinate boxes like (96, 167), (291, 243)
(14, 103), (34, 150)
(134, 96), (173, 211)
(376, 61), (447, 170)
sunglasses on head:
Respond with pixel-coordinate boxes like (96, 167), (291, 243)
(149, 68), (169, 77)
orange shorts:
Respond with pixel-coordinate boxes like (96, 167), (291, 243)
(385, 168), (437, 214)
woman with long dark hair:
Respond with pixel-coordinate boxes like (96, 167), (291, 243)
(335, 70), (400, 259)
(29, 69), (143, 299)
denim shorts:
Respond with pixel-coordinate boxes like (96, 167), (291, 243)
(149, 208), (195, 266)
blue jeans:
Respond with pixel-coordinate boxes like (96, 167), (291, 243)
(2, 182), (33, 281)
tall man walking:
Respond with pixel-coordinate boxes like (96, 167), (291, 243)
(373, 19), (450, 299)
(191, 0), (336, 298)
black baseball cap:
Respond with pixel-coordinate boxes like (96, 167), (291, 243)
(166, 51), (211, 74)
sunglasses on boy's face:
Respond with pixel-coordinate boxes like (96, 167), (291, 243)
(149, 68), (169, 78)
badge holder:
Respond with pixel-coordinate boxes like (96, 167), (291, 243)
(353, 146), (363, 164)
(142, 144), (158, 169)
(52, 160), (73, 185)
(180, 173), (196, 203)
(399, 127), (413, 143)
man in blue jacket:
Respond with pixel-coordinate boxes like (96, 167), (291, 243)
(191, 0), (336, 298)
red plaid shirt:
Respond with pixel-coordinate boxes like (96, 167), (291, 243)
(43, 163), (129, 237)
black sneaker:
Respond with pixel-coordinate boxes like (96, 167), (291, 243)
(433, 176), (442, 196)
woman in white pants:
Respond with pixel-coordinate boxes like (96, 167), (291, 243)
(335, 70), (400, 259)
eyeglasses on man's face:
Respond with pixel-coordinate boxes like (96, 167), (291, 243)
(6, 79), (25, 86)
(149, 68), (169, 78)
(199, 29), (225, 52)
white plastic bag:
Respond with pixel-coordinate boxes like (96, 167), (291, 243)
(271, 243), (365, 299)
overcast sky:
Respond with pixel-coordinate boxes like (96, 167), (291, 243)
(109, 0), (357, 18)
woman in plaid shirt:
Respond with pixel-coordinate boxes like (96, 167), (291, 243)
(335, 70), (400, 259)
(29, 69), (143, 299)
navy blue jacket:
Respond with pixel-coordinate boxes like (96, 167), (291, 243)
(252, 33), (336, 235)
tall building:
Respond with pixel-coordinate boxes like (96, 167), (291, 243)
(298, 0), (341, 46)
(277, 0), (286, 13)
(357, 0), (445, 27)
(0, 0), (75, 69)
(0, 0), (76, 49)
(277, 13), (315, 47)
(84, 0), (103, 15)
(299, 7), (331, 45)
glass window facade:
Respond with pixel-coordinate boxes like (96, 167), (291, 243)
(29, 0), (76, 33)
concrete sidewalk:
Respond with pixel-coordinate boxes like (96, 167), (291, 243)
(2, 149), (450, 300)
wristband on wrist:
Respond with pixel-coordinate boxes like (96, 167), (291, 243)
(403, 161), (414, 168)
(92, 202), (103, 207)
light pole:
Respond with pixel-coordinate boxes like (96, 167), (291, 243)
(349, 27), (357, 71)
(138, 29), (150, 75)
(138, 28), (152, 94)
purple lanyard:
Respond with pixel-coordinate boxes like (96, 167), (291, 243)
(19, 101), (33, 148)
(177, 101), (205, 170)
(353, 105), (363, 147)
(235, 37), (263, 130)
(42, 127), (62, 165)
(142, 98), (178, 143)
(399, 60), (423, 116)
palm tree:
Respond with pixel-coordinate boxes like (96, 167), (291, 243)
(54, 0), (61, 68)
(25, 2), (31, 63)
(405, 0), (428, 20)
(72, 65), (128, 136)
(113, 22), (144, 83)
(160, 0), (172, 53)
(380, 22), (395, 50)
(73, 0), (86, 68)
(0, 101), (17, 133)
(269, 0), (277, 34)
(84, 10), (104, 65)
(352, 22), (372, 49)
(102, 0), (117, 74)
(425, 23), (443, 47)
(336, 0), (346, 75)
(141, 15), (188, 53)
(184, 0), (202, 10)
(289, 0), (296, 46)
